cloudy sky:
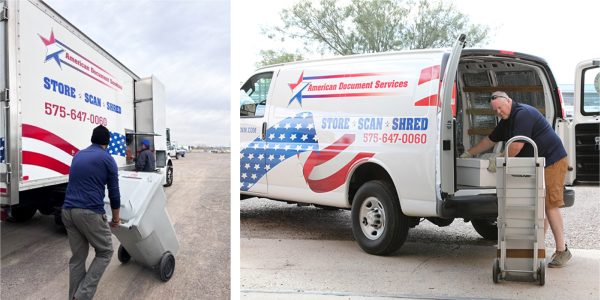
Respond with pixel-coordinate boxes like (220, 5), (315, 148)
(232, 0), (599, 85)
(46, 0), (230, 147)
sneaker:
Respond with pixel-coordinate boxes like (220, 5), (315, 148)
(548, 245), (572, 268)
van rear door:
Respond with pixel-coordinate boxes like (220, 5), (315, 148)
(572, 59), (600, 183)
(439, 34), (466, 197)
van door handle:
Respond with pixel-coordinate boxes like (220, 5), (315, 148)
(262, 122), (267, 140)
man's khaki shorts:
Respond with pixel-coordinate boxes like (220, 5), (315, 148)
(544, 156), (568, 208)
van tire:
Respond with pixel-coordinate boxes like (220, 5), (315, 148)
(351, 180), (409, 255)
(471, 218), (498, 240)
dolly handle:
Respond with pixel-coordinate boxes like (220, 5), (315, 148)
(504, 136), (538, 165)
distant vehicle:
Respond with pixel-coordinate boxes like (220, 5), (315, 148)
(168, 145), (181, 159)
(176, 147), (187, 158)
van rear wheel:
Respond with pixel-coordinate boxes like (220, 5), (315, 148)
(351, 180), (409, 255)
(472, 218), (498, 240)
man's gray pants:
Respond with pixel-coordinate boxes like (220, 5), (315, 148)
(62, 208), (114, 300)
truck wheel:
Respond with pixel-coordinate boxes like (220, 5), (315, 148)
(175, 153), (179, 160)
(472, 218), (498, 240)
(159, 252), (175, 282)
(163, 166), (173, 187)
(54, 210), (64, 227)
(118, 245), (131, 264)
(37, 205), (55, 215)
(351, 180), (409, 255)
(9, 204), (37, 222)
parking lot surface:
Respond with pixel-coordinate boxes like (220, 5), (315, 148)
(1, 152), (230, 299)
(241, 185), (600, 299)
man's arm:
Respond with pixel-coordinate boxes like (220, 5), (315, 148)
(466, 137), (496, 156)
(106, 156), (121, 226)
(507, 141), (524, 157)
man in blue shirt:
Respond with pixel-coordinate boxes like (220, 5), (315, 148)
(461, 91), (571, 268)
(135, 139), (155, 172)
(62, 125), (120, 300)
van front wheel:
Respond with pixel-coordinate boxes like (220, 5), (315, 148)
(351, 180), (409, 255)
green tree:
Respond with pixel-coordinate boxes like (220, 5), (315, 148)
(265, 0), (489, 56)
(256, 50), (304, 68)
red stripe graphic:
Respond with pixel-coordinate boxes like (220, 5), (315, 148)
(303, 134), (374, 193)
(22, 124), (79, 156)
(0, 188), (6, 194)
(22, 151), (70, 175)
(414, 94), (439, 107)
(418, 65), (441, 85)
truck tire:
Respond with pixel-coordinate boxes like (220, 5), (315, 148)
(351, 180), (409, 255)
(163, 166), (173, 187)
(54, 210), (64, 227)
(471, 218), (498, 240)
(9, 204), (37, 222)
(175, 153), (179, 160)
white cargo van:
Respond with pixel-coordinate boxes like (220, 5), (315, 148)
(240, 35), (576, 255)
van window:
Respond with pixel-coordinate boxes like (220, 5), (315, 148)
(240, 72), (273, 117)
(582, 67), (600, 115)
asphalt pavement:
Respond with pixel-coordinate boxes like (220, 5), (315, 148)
(241, 185), (600, 299)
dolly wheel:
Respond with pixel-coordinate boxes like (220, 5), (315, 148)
(492, 258), (500, 283)
(159, 252), (175, 282)
(118, 245), (131, 263)
(539, 261), (545, 286)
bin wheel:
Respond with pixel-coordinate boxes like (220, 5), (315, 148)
(492, 258), (501, 283)
(118, 245), (131, 264)
(159, 252), (175, 282)
(538, 261), (545, 286)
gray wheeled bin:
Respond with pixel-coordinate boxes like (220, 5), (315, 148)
(104, 171), (179, 281)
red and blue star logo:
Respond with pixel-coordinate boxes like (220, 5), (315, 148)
(288, 71), (309, 106)
(38, 30), (64, 68)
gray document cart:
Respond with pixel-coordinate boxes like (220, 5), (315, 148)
(104, 171), (179, 282)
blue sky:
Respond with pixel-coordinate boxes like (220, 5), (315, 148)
(46, 0), (231, 147)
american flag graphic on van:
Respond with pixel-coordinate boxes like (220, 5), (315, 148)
(240, 112), (318, 191)
(240, 112), (375, 193)
(21, 124), (125, 178)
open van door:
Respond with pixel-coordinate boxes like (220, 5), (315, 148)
(572, 59), (600, 183)
(438, 34), (466, 197)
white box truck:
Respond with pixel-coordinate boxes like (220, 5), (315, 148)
(239, 35), (581, 255)
(0, 0), (173, 222)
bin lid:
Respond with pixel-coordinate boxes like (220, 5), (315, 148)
(103, 171), (164, 221)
